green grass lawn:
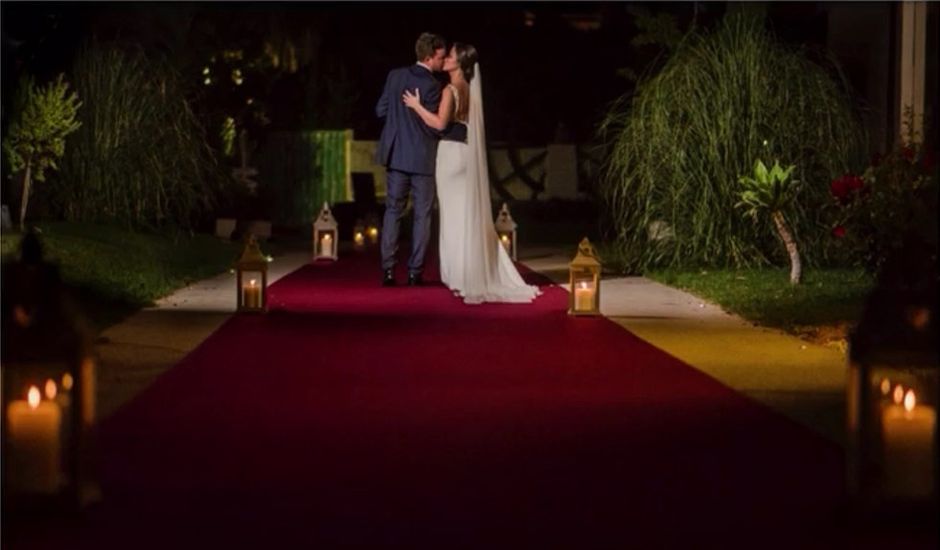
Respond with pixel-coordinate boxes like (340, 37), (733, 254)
(646, 267), (875, 338)
(2, 222), (240, 331)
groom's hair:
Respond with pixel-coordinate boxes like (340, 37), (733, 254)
(415, 32), (445, 61)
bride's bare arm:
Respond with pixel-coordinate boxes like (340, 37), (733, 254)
(403, 86), (453, 131)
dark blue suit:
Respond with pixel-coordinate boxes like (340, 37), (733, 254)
(375, 64), (442, 275)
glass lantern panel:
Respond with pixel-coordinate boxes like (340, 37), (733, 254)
(240, 271), (265, 309)
(868, 364), (938, 501)
(571, 273), (598, 312)
(498, 232), (513, 253)
(316, 230), (337, 256)
(3, 360), (76, 495)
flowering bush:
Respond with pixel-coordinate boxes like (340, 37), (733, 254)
(831, 139), (938, 273)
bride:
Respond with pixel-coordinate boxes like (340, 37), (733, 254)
(403, 43), (541, 304)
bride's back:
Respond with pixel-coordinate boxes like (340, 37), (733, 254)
(449, 81), (470, 124)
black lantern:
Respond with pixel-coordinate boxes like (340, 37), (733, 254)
(1, 230), (97, 511)
(846, 233), (938, 515)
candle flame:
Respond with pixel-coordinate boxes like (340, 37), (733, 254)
(28, 386), (40, 409)
(249, 279), (257, 287)
(322, 234), (332, 241)
(893, 384), (905, 405)
(44, 379), (58, 400)
(904, 389), (916, 412)
(577, 281), (591, 290)
(368, 227), (378, 237)
(879, 378), (891, 396)
(62, 372), (74, 391)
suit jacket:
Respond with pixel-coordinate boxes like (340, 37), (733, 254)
(375, 64), (442, 176)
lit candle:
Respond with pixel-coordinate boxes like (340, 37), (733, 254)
(243, 279), (262, 309)
(500, 234), (512, 253)
(367, 227), (379, 244)
(6, 386), (62, 493)
(44, 379), (57, 400)
(574, 281), (595, 312)
(320, 233), (333, 257)
(354, 232), (365, 247)
(881, 389), (936, 499)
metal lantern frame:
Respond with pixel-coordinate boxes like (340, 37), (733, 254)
(495, 203), (518, 261)
(236, 234), (268, 313)
(847, 285), (938, 512)
(313, 202), (339, 261)
(568, 237), (602, 316)
(1, 232), (97, 511)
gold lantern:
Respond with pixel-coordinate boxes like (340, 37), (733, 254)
(313, 202), (338, 261)
(1, 230), (98, 511)
(846, 249), (938, 513)
(236, 234), (268, 313)
(495, 203), (518, 261)
(568, 237), (601, 316)
(353, 220), (366, 250)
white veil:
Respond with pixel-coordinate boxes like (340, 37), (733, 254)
(459, 63), (541, 304)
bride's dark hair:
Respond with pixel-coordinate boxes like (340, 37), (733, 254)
(453, 43), (478, 81)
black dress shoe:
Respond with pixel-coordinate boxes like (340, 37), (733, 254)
(382, 269), (396, 287)
(407, 272), (423, 287)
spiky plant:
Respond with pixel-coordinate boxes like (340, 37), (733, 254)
(737, 159), (801, 284)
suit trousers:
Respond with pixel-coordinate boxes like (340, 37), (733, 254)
(381, 169), (435, 274)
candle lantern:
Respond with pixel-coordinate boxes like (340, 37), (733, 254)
(1, 230), (97, 511)
(313, 202), (338, 260)
(235, 234), (268, 313)
(367, 225), (380, 245)
(365, 212), (380, 246)
(846, 238), (938, 513)
(568, 237), (602, 316)
(495, 203), (518, 260)
(353, 220), (366, 250)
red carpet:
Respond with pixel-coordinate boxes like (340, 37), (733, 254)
(9, 250), (925, 548)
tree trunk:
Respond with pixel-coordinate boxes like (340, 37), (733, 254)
(18, 158), (32, 231)
(771, 210), (801, 285)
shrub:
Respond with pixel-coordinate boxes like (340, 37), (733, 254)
(56, 43), (227, 230)
(599, 12), (866, 272)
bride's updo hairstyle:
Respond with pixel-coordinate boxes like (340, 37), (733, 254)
(454, 43), (478, 81)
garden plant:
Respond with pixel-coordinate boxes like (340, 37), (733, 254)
(600, 12), (865, 273)
(2, 74), (82, 230)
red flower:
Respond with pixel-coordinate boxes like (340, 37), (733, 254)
(830, 174), (864, 204)
(832, 226), (846, 238)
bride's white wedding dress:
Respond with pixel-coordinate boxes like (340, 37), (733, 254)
(435, 64), (541, 304)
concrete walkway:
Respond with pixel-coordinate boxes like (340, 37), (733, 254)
(94, 245), (848, 445)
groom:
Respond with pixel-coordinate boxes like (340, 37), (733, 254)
(375, 32), (446, 287)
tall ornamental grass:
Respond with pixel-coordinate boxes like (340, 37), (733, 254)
(599, 13), (866, 272)
(57, 44), (224, 230)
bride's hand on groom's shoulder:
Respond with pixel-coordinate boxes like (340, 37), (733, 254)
(402, 88), (421, 109)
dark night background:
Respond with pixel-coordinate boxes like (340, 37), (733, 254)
(1, 2), (847, 145)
